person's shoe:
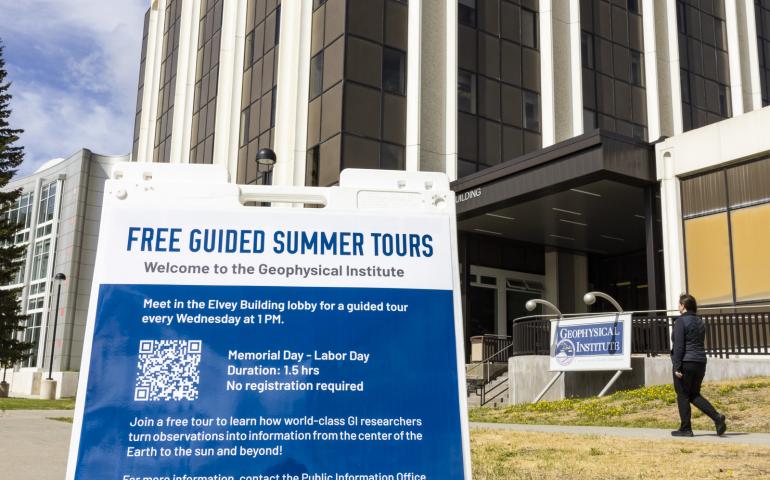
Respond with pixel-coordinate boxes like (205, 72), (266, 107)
(715, 415), (727, 436)
(671, 429), (694, 437)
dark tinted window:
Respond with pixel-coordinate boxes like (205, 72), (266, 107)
(459, 0), (477, 27)
(306, 0), (408, 185)
(756, 0), (770, 106)
(581, 0), (647, 140)
(383, 48), (406, 94)
(456, 0), (541, 177)
(677, 0), (732, 130)
(236, 0), (281, 184)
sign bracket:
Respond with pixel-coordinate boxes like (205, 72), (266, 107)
(533, 371), (564, 403)
(598, 369), (624, 397)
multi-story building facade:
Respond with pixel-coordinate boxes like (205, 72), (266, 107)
(131, 0), (770, 355)
(1, 151), (127, 397)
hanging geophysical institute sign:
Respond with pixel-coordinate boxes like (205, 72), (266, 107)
(66, 165), (471, 480)
(549, 313), (633, 372)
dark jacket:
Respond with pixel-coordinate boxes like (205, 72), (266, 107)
(671, 311), (707, 372)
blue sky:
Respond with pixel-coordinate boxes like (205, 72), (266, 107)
(0, 0), (148, 176)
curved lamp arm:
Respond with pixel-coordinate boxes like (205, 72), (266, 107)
(583, 291), (623, 312)
(525, 299), (562, 316)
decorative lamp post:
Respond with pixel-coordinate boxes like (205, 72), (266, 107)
(40, 273), (66, 399)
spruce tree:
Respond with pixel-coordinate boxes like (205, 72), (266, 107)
(0, 40), (32, 388)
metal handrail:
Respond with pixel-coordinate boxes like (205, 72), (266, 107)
(466, 342), (515, 376)
(512, 304), (770, 325)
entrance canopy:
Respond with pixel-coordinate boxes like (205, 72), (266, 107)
(452, 130), (656, 256)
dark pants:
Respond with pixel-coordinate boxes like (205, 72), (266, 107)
(673, 361), (720, 431)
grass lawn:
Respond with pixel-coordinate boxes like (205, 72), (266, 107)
(470, 376), (770, 433)
(0, 397), (75, 410)
(471, 429), (770, 480)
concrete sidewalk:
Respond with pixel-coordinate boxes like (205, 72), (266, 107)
(0, 409), (73, 480)
(471, 421), (770, 446)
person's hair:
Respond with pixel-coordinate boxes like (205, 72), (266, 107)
(679, 293), (697, 313)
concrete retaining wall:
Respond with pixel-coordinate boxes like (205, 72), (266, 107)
(508, 355), (770, 404)
(1, 368), (79, 399)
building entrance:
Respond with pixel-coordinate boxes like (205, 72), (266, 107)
(465, 266), (544, 359)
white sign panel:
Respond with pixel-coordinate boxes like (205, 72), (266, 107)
(549, 313), (633, 372)
(65, 165), (472, 480)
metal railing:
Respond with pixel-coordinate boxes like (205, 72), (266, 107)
(467, 308), (770, 407)
(507, 311), (770, 358)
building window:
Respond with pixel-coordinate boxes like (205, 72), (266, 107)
(523, 91), (540, 132)
(459, 0), (477, 27)
(310, 52), (324, 99)
(383, 48), (406, 95)
(630, 51), (644, 87)
(681, 155), (770, 305)
(37, 181), (57, 224)
(6, 192), (33, 231)
(521, 8), (537, 49)
(30, 239), (50, 282)
(21, 312), (43, 368)
(458, 70), (477, 113)
(755, 0), (770, 106)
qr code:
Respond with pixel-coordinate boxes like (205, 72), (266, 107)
(134, 340), (202, 402)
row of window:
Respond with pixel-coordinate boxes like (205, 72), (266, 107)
(238, 0), (281, 185)
(581, 0), (648, 140)
(190, 0), (225, 165)
(756, 0), (770, 106)
(154, 0), (183, 163)
(458, 0), (542, 175)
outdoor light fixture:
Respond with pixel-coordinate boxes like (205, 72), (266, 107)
(583, 291), (623, 312)
(255, 148), (277, 170)
(525, 298), (562, 316)
(47, 273), (66, 381)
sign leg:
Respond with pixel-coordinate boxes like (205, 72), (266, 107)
(598, 370), (623, 397)
(533, 371), (563, 403)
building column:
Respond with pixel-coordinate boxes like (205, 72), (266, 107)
(136, 2), (167, 163)
(539, 0), (555, 145)
(404, 0), (422, 173)
(657, 147), (686, 311)
(170, 0), (202, 164)
(660, 0), (683, 135)
(213, 0), (244, 175)
(644, 185), (659, 311)
(543, 0), (582, 145)
(725, 0), (745, 117)
(272, 0), (313, 187)
(738, 0), (764, 111)
(415, 0), (455, 177)
(642, 0), (662, 140)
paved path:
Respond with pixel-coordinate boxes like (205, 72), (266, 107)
(4, 411), (769, 480)
(0, 409), (73, 480)
(471, 421), (770, 446)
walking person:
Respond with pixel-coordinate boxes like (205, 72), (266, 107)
(671, 294), (727, 437)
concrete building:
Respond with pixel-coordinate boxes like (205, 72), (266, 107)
(128, 0), (770, 357)
(1, 150), (127, 397)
